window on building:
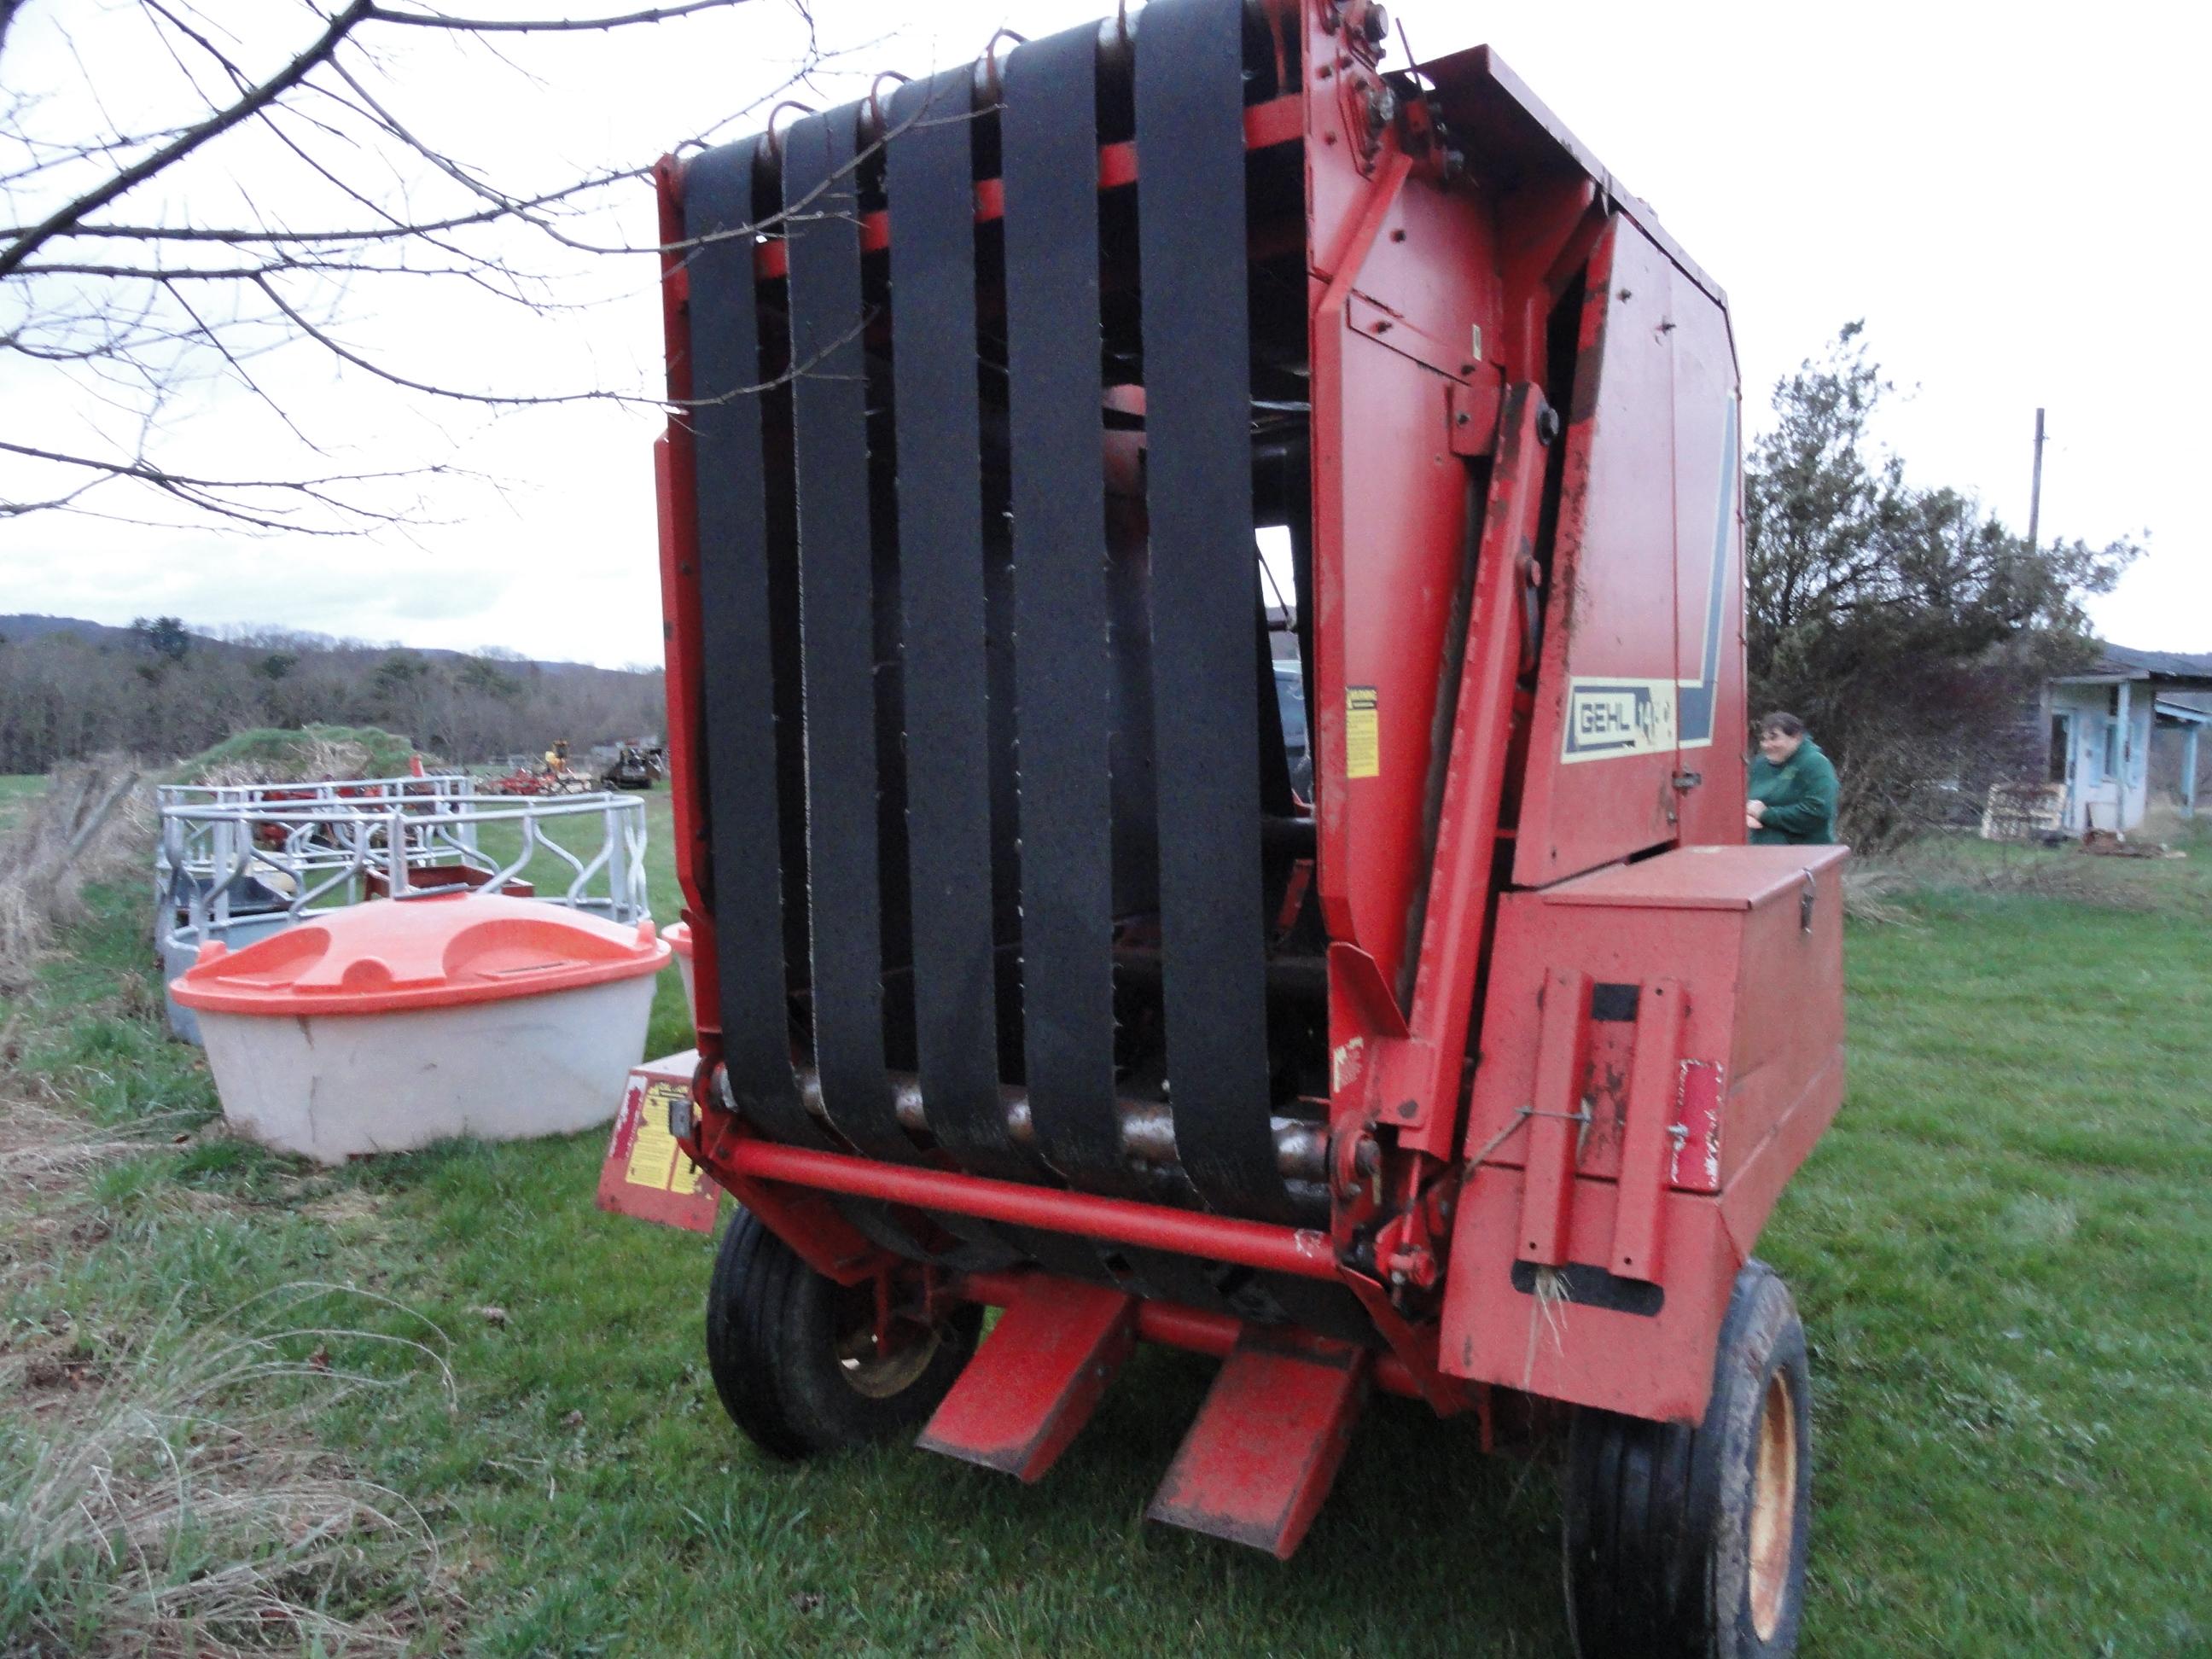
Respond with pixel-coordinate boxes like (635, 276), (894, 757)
(2104, 719), (2120, 780)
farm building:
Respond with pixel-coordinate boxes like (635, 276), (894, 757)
(2039, 645), (2212, 833)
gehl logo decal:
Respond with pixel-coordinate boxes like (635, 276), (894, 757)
(1562, 397), (1738, 765)
(1568, 679), (1678, 760)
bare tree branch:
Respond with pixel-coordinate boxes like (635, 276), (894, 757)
(368, 0), (750, 32)
(1, 0), (825, 531)
(0, 0), (377, 280)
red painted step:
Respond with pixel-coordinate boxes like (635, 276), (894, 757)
(917, 1277), (1138, 1482)
(1147, 1329), (1371, 1558)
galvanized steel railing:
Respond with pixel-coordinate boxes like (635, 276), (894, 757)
(157, 782), (652, 958)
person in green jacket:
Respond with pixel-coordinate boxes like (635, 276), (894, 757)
(1747, 712), (1837, 845)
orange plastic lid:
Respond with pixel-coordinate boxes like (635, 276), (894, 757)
(171, 892), (669, 1016)
(666, 919), (692, 961)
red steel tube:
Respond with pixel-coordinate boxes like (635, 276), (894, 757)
(727, 1139), (1339, 1281)
(959, 1270), (1425, 1400)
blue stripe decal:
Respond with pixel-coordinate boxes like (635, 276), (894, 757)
(1675, 395), (1738, 752)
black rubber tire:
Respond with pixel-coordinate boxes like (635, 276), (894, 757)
(704, 1207), (981, 1460)
(1562, 1260), (1813, 1659)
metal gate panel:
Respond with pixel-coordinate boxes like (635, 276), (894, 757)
(1135, 0), (1292, 1224)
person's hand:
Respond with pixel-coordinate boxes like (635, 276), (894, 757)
(1745, 812), (1761, 830)
(1746, 799), (1767, 822)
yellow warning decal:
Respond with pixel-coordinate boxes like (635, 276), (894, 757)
(626, 1081), (701, 1193)
(1346, 686), (1380, 779)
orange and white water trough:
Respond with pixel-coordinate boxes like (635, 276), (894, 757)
(170, 892), (669, 1163)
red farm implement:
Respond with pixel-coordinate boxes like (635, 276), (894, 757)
(638, 3), (1846, 1650)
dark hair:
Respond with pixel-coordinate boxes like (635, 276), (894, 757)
(1758, 712), (1805, 738)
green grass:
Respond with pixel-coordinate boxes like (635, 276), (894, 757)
(4, 803), (2209, 1655)
(0, 774), (45, 831)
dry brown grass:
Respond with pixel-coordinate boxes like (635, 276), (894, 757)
(0, 1094), (165, 1196)
(1841, 863), (1920, 927)
(1, 1010), (457, 1653)
(1843, 833), (2194, 924)
(1, 1287), (458, 1656)
(0, 756), (152, 994)
(2136, 800), (2200, 846)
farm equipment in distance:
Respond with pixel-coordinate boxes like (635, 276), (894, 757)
(480, 742), (592, 797)
(597, 743), (666, 790)
(622, 3), (1848, 1651)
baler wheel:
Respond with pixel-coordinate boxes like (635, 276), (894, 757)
(704, 1207), (981, 1460)
(1561, 1260), (1812, 1658)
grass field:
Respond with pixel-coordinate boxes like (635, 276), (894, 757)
(3, 787), (2209, 1655)
(0, 774), (45, 831)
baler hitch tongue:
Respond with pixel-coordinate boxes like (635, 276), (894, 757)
(656, 0), (1840, 1650)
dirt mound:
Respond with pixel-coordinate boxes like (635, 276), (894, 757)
(176, 725), (428, 788)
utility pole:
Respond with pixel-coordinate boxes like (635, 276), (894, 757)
(2028, 406), (2046, 553)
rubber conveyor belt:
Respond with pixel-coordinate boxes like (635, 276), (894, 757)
(1136, 0), (1297, 1226)
(682, 136), (833, 1158)
(690, 131), (1008, 1270)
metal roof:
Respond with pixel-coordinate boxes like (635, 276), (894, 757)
(2091, 643), (2212, 681)
(2055, 643), (2212, 690)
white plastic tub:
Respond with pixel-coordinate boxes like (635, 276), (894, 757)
(665, 920), (695, 1026)
(171, 893), (668, 1163)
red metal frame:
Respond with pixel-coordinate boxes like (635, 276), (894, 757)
(727, 1138), (1337, 1281)
(648, 0), (1841, 1557)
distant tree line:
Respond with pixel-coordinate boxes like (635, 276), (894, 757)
(0, 618), (663, 773)
(1745, 323), (2142, 849)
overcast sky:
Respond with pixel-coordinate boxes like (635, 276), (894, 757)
(3, 0), (2202, 667)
